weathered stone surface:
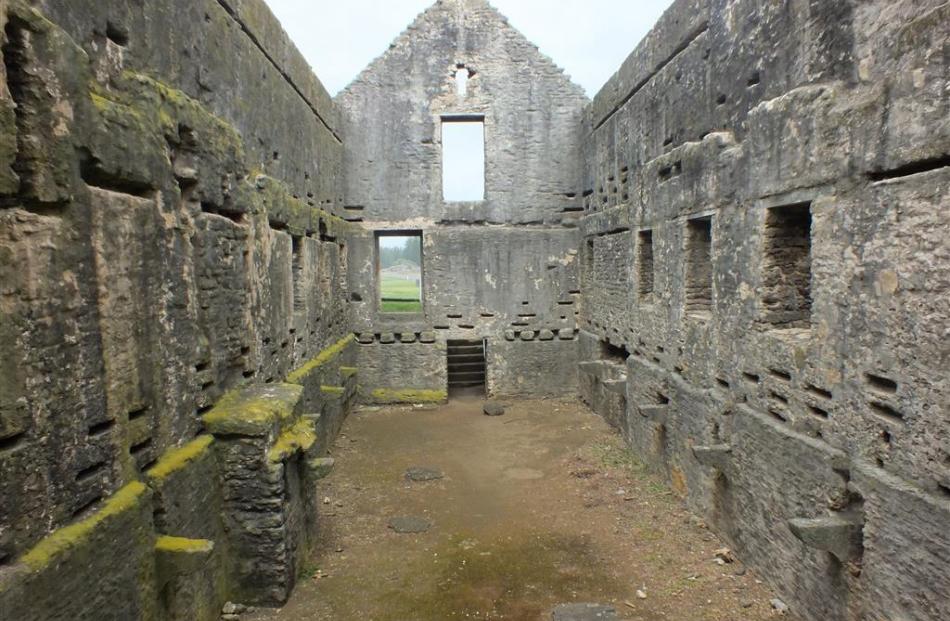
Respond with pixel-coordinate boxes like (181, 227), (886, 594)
(406, 467), (444, 482)
(483, 402), (506, 417)
(551, 603), (618, 621)
(388, 517), (432, 534)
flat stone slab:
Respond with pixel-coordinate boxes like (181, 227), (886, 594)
(406, 467), (444, 482)
(388, 516), (432, 534)
(483, 401), (506, 416)
(552, 604), (618, 620)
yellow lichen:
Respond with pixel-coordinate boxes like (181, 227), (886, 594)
(202, 384), (302, 436)
(341, 366), (358, 378)
(146, 436), (214, 484)
(155, 536), (214, 554)
(286, 334), (355, 384)
(370, 389), (448, 404)
(268, 419), (317, 463)
(321, 385), (345, 396)
(19, 482), (148, 571)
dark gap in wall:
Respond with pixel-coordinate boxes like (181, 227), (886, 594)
(518, 313), (537, 318)
(0, 432), (26, 453)
(601, 341), (629, 364)
(743, 372), (760, 383)
(128, 407), (150, 421)
(747, 71), (761, 87)
(768, 409), (788, 423)
(865, 373), (898, 394)
(716, 93), (727, 105)
(769, 368), (791, 381)
(75, 461), (109, 482)
(761, 202), (812, 329)
(78, 149), (156, 198)
(105, 21), (130, 46)
(807, 384), (833, 400)
(351, 292), (363, 302)
(716, 378), (730, 389)
(202, 202), (245, 224)
(292, 235), (305, 313)
(447, 314), (463, 319)
(269, 219), (288, 232)
(197, 404), (214, 416)
(880, 428), (892, 445)
(867, 154), (950, 181)
(808, 405), (830, 419)
(656, 392), (670, 405)
(130, 438), (153, 455)
(88, 419), (117, 436)
(685, 217), (713, 317)
(937, 484), (950, 499)
(72, 495), (103, 520)
(870, 402), (904, 424)
(638, 230), (654, 297)
(770, 391), (789, 404)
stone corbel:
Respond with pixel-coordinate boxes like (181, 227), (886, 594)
(787, 515), (864, 563)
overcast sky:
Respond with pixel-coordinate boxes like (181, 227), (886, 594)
(262, 0), (675, 97)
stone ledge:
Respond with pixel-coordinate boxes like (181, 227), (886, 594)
(286, 334), (356, 385)
(155, 536), (215, 584)
(267, 420), (317, 464)
(17, 482), (149, 571)
(369, 388), (448, 404)
(146, 436), (215, 486)
(202, 384), (303, 437)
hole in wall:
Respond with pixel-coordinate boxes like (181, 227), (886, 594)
(105, 21), (130, 47)
(685, 217), (713, 318)
(638, 230), (655, 299)
(377, 231), (423, 313)
(865, 373), (898, 394)
(442, 116), (485, 202)
(761, 202), (812, 329)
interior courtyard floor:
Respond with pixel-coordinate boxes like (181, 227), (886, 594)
(247, 396), (793, 621)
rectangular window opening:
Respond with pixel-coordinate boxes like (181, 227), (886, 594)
(685, 217), (713, 318)
(638, 229), (655, 300)
(377, 232), (424, 314)
(442, 117), (485, 202)
(760, 202), (812, 330)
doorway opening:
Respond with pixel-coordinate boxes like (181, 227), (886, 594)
(447, 339), (486, 397)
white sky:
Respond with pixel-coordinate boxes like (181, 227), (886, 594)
(262, 0), (675, 97)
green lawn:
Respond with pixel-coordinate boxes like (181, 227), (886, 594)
(380, 276), (422, 313)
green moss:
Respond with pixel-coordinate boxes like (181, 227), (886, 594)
(286, 335), (355, 384)
(341, 366), (358, 378)
(321, 385), (345, 396)
(146, 436), (214, 485)
(202, 384), (302, 437)
(268, 419), (317, 463)
(19, 482), (148, 571)
(370, 388), (448, 404)
(155, 536), (214, 554)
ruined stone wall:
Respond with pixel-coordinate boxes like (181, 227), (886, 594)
(0, 0), (353, 618)
(339, 0), (587, 400)
(579, 1), (949, 620)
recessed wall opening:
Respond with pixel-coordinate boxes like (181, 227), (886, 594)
(638, 229), (655, 300)
(447, 339), (486, 397)
(442, 116), (485, 202)
(376, 232), (423, 313)
(685, 216), (713, 318)
(455, 65), (470, 97)
(760, 202), (812, 329)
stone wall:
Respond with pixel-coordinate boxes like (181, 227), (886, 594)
(0, 0), (353, 618)
(339, 0), (588, 401)
(579, 1), (949, 620)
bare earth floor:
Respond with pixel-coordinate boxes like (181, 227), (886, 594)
(249, 397), (793, 621)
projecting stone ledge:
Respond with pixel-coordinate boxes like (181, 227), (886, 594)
(603, 379), (627, 396)
(692, 444), (733, 471)
(788, 515), (864, 563)
(155, 536), (214, 585)
(202, 384), (303, 438)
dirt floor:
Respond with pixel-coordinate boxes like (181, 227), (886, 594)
(248, 396), (792, 621)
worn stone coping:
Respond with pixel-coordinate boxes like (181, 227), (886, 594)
(146, 436), (215, 486)
(17, 482), (149, 571)
(286, 334), (355, 384)
(369, 388), (448, 404)
(202, 384), (303, 437)
(267, 419), (317, 464)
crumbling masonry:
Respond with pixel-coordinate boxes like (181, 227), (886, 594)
(0, 0), (947, 620)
